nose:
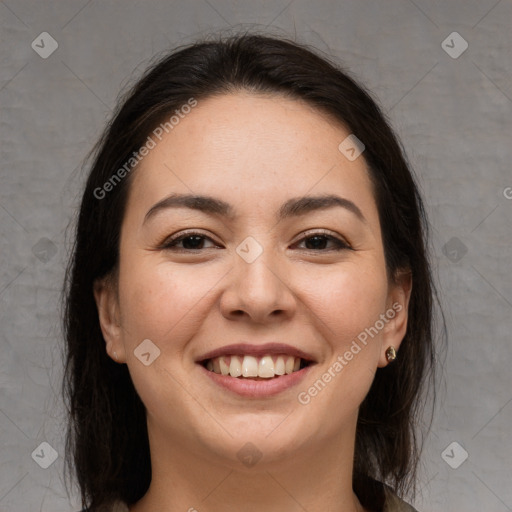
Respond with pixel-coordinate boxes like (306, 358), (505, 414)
(220, 246), (297, 324)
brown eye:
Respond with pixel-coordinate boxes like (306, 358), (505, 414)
(294, 231), (352, 252)
(161, 232), (219, 251)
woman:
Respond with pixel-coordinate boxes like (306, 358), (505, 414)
(62, 32), (439, 512)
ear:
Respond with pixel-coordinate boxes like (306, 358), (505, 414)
(377, 269), (413, 368)
(93, 274), (126, 363)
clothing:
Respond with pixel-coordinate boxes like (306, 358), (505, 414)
(80, 486), (418, 512)
(383, 485), (419, 512)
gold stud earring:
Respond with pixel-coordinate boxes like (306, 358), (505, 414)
(385, 346), (397, 363)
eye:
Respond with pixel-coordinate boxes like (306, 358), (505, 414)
(159, 229), (351, 252)
(160, 231), (220, 251)
(293, 230), (352, 251)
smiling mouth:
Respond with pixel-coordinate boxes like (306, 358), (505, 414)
(200, 354), (313, 379)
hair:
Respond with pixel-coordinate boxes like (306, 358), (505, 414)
(62, 31), (441, 511)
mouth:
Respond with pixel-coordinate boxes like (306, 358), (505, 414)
(196, 342), (317, 387)
(196, 343), (317, 397)
(199, 354), (314, 379)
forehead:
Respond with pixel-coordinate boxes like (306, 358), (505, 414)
(126, 92), (377, 223)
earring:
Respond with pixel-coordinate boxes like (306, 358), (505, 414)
(385, 346), (397, 363)
(113, 350), (118, 361)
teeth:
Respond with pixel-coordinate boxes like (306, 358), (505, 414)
(242, 355), (259, 377)
(219, 357), (230, 376)
(274, 356), (286, 375)
(285, 356), (295, 375)
(258, 355), (275, 378)
(205, 354), (306, 378)
(229, 355), (242, 377)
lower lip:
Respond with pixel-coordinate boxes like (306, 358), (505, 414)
(198, 363), (314, 398)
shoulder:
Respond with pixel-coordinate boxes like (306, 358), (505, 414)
(356, 477), (419, 512)
(382, 485), (419, 512)
(78, 501), (129, 512)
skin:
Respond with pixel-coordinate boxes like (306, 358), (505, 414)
(94, 91), (412, 512)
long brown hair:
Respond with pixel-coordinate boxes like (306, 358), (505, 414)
(62, 31), (442, 511)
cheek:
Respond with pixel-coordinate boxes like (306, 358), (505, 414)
(297, 262), (389, 346)
(116, 263), (211, 414)
(292, 267), (390, 438)
(117, 261), (220, 346)
(294, 268), (388, 425)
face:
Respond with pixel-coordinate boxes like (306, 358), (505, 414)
(94, 92), (411, 471)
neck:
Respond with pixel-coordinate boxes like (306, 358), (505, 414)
(130, 416), (366, 512)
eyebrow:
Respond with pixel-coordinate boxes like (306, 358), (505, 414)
(143, 193), (366, 225)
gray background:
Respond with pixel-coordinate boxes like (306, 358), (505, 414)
(1, 1), (511, 511)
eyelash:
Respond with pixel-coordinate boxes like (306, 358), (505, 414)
(160, 229), (352, 252)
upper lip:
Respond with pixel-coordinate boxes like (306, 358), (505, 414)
(196, 343), (317, 363)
